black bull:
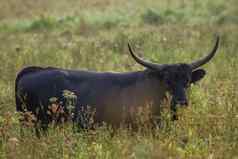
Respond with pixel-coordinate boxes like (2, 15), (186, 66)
(15, 36), (220, 129)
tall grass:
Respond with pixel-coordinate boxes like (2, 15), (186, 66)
(0, 0), (238, 158)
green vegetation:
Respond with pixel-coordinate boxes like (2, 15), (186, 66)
(0, 0), (238, 158)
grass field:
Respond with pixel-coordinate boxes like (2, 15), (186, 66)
(0, 0), (238, 158)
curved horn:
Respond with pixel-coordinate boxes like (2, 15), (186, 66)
(128, 43), (168, 70)
(190, 35), (220, 70)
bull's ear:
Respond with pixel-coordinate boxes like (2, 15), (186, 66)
(191, 69), (206, 83)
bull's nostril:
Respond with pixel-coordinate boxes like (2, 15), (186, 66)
(177, 100), (188, 106)
(182, 100), (188, 106)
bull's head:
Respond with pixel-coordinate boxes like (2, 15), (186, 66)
(128, 36), (220, 120)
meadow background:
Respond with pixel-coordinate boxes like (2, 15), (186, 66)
(0, 0), (238, 158)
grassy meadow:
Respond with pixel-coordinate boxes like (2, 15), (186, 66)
(0, 0), (238, 158)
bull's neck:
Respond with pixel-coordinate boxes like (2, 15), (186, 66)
(119, 70), (167, 106)
(133, 70), (167, 94)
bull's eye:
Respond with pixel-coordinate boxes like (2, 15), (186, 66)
(185, 83), (190, 88)
(184, 81), (190, 88)
(167, 80), (173, 86)
(183, 77), (190, 87)
(164, 80), (173, 91)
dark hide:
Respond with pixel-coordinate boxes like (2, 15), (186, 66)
(15, 64), (205, 129)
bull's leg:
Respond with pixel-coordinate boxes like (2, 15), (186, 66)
(72, 105), (86, 131)
(170, 103), (178, 121)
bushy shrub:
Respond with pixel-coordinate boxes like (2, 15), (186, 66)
(141, 9), (164, 25)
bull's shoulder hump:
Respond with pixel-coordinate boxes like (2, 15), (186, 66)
(16, 66), (58, 81)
